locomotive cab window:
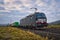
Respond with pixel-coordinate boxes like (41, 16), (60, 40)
(35, 13), (46, 19)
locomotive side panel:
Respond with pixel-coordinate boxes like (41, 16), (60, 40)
(27, 14), (36, 27)
(20, 14), (36, 28)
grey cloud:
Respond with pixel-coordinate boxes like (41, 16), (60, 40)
(0, 0), (4, 4)
(0, 6), (5, 10)
(13, 0), (22, 5)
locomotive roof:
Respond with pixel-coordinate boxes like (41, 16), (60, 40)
(35, 12), (44, 14)
(26, 12), (45, 17)
(20, 12), (45, 20)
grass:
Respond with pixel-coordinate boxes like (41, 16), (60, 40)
(0, 27), (48, 40)
(48, 24), (60, 28)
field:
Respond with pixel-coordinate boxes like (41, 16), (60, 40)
(0, 24), (59, 40)
(48, 24), (60, 28)
(0, 27), (48, 40)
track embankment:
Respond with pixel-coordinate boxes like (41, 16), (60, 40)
(21, 28), (60, 40)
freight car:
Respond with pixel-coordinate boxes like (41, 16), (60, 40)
(20, 12), (48, 29)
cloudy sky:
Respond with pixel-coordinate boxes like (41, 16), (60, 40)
(0, 0), (60, 24)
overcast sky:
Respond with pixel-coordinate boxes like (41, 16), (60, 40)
(0, 0), (60, 24)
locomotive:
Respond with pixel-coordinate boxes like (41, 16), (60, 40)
(11, 22), (20, 27)
(20, 12), (48, 29)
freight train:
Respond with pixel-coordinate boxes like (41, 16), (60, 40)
(20, 12), (48, 29)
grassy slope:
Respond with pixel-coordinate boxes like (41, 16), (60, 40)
(48, 24), (60, 28)
(0, 27), (48, 40)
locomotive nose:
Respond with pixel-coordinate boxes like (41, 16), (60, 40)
(36, 22), (41, 24)
(36, 19), (47, 23)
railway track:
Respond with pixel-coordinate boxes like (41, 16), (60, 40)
(20, 27), (60, 40)
(30, 29), (60, 40)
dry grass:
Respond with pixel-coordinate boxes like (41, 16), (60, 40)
(0, 27), (48, 40)
(48, 24), (60, 28)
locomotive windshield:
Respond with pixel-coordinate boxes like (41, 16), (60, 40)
(36, 13), (46, 19)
